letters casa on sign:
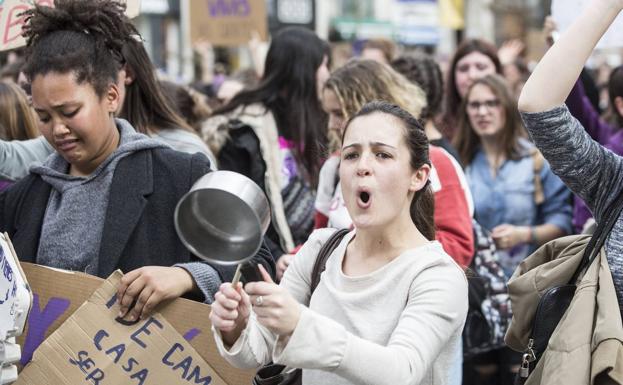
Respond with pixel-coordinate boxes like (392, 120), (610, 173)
(15, 263), (255, 385)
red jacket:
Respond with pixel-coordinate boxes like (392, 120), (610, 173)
(429, 146), (474, 267)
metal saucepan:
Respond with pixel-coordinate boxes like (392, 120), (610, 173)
(174, 170), (270, 282)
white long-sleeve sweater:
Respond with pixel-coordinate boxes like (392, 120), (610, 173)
(212, 228), (468, 385)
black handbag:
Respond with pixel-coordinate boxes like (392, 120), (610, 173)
(253, 365), (300, 385)
(516, 192), (623, 383)
(252, 229), (349, 385)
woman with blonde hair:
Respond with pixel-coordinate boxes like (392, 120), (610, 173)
(322, 59), (426, 141)
(0, 81), (38, 141)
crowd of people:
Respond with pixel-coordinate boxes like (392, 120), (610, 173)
(1, 0), (622, 384)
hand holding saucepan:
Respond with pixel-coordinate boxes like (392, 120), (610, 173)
(245, 265), (302, 337)
(209, 281), (252, 345)
(210, 264), (301, 346)
(116, 170), (270, 324)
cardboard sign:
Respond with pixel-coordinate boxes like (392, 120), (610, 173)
(552, 0), (623, 49)
(16, 270), (230, 385)
(189, 0), (268, 47)
(0, 0), (141, 52)
(15, 263), (255, 385)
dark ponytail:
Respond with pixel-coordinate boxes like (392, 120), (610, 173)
(342, 100), (436, 240)
(409, 182), (435, 241)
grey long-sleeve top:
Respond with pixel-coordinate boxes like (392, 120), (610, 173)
(521, 105), (623, 317)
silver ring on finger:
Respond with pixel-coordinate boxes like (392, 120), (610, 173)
(255, 295), (263, 306)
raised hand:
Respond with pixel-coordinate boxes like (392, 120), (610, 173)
(519, 0), (623, 112)
(498, 39), (525, 66)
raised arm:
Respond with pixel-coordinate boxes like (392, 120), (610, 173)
(518, 0), (623, 112)
(518, 1), (623, 222)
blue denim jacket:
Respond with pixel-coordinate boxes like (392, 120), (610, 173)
(466, 139), (573, 277)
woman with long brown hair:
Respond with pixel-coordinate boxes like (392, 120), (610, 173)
(454, 74), (572, 384)
(441, 39), (502, 140)
(202, 27), (330, 263)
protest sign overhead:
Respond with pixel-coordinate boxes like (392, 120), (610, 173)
(189, 0), (268, 47)
(0, 0), (141, 51)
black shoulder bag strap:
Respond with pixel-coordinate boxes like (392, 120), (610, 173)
(570, 189), (623, 284)
(310, 229), (350, 293)
(253, 228), (350, 385)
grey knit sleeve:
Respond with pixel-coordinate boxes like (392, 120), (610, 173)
(175, 262), (222, 304)
(521, 105), (623, 223)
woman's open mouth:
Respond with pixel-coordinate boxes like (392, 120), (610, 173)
(357, 190), (372, 209)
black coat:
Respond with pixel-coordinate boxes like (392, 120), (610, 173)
(0, 148), (274, 283)
(217, 124), (286, 259)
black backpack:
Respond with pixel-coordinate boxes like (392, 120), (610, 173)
(463, 220), (513, 358)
